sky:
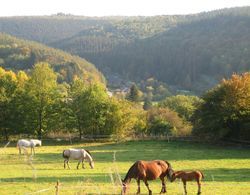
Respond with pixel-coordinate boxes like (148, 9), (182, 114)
(1, 0), (250, 17)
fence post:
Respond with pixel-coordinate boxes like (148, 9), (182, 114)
(55, 180), (60, 195)
(68, 133), (72, 145)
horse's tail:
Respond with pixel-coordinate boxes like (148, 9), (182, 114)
(200, 171), (205, 179)
(165, 161), (174, 181)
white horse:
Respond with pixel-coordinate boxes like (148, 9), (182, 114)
(17, 139), (42, 155)
(62, 149), (94, 169)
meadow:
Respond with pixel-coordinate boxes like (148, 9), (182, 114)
(0, 140), (250, 194)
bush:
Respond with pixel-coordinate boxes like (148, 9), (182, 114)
(146, 107), (192, 136)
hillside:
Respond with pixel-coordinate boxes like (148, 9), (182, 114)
(1, 7), (250, 93)
(0, 15), (184, 43)
(98, 9), (250, 93)
(0, 33), (105, 84)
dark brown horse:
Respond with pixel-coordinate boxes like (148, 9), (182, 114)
(122, 160), (173, 195)
(171, 170), (204, 195)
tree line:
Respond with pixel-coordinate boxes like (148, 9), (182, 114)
(1, 63), (249, 141)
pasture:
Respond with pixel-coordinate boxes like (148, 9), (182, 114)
(0, 140), (250, 194)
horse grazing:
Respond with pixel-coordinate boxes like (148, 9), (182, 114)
(122, 160), (174, 195)
(62, 149), (94, 169)
(171, 170), (204, 195)
(17, 139), (42, 155)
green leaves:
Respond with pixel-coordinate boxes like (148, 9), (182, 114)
(159, 95), (203, 121)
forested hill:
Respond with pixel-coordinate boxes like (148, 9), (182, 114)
(0, 33), (105, 84)
(0, 15), (183, 49)
(0, 7), (250, 93)
(99, 8), (250, 93)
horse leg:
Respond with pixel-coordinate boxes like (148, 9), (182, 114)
(197, 180), (201, 195)
(19, 147), (21, 155)
(82, 159), (85, 169)
(136, 179), (140, 194)
(22, 146), (27, 155)
(67, 160), (70, 169)
(143, 180), (152, 195)
(77, 160), (81, 169)
(64, 159), (67, 169)
(160, 176), (166, 193)
(182, 180), (187, 195)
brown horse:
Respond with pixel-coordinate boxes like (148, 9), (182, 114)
(122, 160), (173, 195)
(171, 170), (204, 195)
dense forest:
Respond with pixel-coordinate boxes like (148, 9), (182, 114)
(0, 7), (250, 93)
(0, 7), (250, 142)
(0, 33), (104, 84)
(101, 12), (250, 93)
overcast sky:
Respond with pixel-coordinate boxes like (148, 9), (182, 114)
(1, 0), (250, 17)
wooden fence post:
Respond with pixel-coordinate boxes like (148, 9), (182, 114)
(167, 134), (170, 143)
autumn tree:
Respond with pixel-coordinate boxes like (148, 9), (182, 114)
(193, 73), (250, 140)
(0, 68), (18, 140)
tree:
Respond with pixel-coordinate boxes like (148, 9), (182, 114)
(27, 62), (58, 139)
(69, 79), (146, 139)
(193, 73), (250, 140)
(127, 84), (141, 102)
(143, 97), (153, 110)
(146, 107), (192, 136)
(159, 95), (203, 121)
(0, 68), (18, 140)
(69, 81), (111, 138)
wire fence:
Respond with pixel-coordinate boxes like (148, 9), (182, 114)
(2, 134), (250, 148)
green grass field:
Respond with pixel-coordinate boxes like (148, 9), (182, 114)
(0, 140), (250, 194)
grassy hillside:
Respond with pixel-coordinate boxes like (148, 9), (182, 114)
(0, 140), (250, 194)
(0, 33), (105, 83)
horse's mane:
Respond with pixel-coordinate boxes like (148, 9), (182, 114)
(123, 161), (139, 183)
(84, 149), (92, 157)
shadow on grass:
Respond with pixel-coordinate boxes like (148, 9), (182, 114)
(0, 173), (115, 183)
(2, 168), (250, 184)
(202, 168), (250, 182)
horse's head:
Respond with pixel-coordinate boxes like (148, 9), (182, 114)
(89, 160), (94, 169)
(38, 140), (42, 146)
(30, 139), (42, 146)
(121, 180), (128, 195)
(170, 172), (177, 182)
(165, 161), (174, 181)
